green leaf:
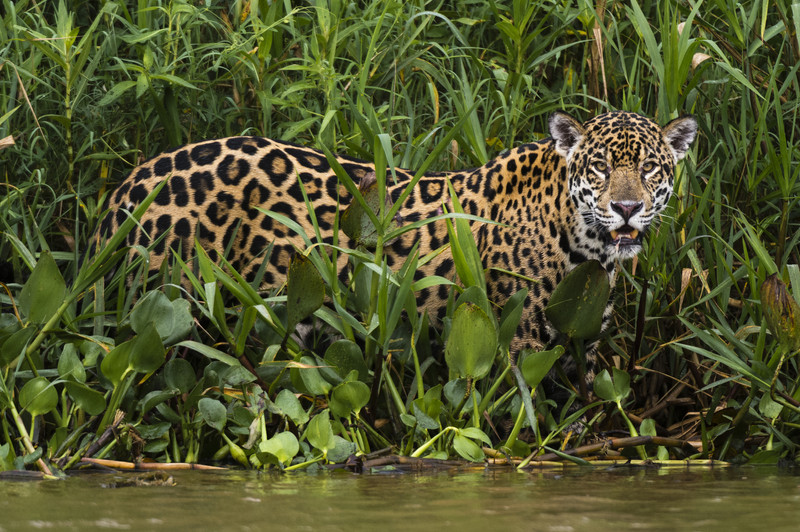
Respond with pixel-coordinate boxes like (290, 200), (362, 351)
(57, 344), (86, 383)
(164, 358), (196, 394)
(340, 171), (402, 247)
(19, 251), (66, 324)
(453, 433), (484, 462)
(329, 380), (370, 418)
(198, 397), (227, 432)
(175, 340), (242, 366)
(459, 427), (492, 446)
(100, 339), (134, 386)
(445, 303), (498, 381)
(129, 322), (166, 374)
(545, 260), (610, 339)
(258, 431), (300, 467)
(519, 346), (564, 388)
(285, 254), (325, 334)
(304, 409), (335, 456)
(273, 389), (310, 425)
(64, 381), (106, 415)
(297, 355), (332, 396)
(324, 339), (369, 381)
(498, 289), (528, 352)
(0, 327), (36, 368)
(19, 377), (58, 416)
(593, 368), (631, 403)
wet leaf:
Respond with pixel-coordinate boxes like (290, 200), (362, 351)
(285, 254), (325, 334)
(445, 303), (498, 380)
(297, 355), (332, 396)
(19, 251), (66, 324)
(130, 322), (166, 374)
(593, 368), (631, 403)
(19, 377), (58, 416)
(545, 260), (610, 339)
(100, 339), (134, 386)
(57, 344), (86, 383)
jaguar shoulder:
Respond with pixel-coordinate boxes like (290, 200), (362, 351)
(99, 110), (697, 361)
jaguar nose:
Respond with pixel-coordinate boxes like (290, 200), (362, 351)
(610, 201), (644, 222)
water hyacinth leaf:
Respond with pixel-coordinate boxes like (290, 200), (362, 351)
(285, 254), (325, 334)
(411, 402), (440, 430)
(329, 380), (370, 417)
(593, 368), (631, 403)
(273, 389), (309, 425)
(198, 397), (227, 432)
(164, 357), (196, 394)
(19, 251), (66, 324)
(545, 260), (610, 339)
(520, 346), (565, 388)
(130, 322), (166, 374)
(131, 291), (173, 337)
(65, 381), (106, 415)
(324, 339), (369, 381)
(340, 171), (402, 247)
(258, 432), (300, 467)
(19, 377), (58, 416)
(498, 288), (528, 352)
(453, 433), (484, 462)
(305, 409), (336, 456)
(298, 355), (332, 396)
(760, 273), (800, 351)
(57, 344), (86, 383)
(0, 327), (35, 368)
(163, 299), (193, 346)
(100, 338), (134, 386)
(445, 303), (498, 381)
(459, 427), (492, 446)
(327, 436), (357, 463)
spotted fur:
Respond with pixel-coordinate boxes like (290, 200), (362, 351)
(99, 111), (696, 371)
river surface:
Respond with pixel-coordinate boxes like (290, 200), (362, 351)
(1, 465), (799, 531)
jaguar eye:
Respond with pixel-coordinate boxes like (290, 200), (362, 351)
(641, 161), (657, 173)
(592, 161), (608, 174)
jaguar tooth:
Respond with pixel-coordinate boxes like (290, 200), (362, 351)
(610, 230), (619, 240)
(630, 229), (639, 239)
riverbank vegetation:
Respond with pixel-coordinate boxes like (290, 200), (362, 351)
(2, 0), (800, 474)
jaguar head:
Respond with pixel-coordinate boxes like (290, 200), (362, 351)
(550, 110), (697, 258)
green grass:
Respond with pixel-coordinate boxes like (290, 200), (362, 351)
(2, 0), (800, 472)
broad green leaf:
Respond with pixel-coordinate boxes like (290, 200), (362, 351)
(19, 251), (66, 324)
(164, 358), (196, 394)
(593, 368), (631, 403)
(305, 409), (335, 456)
(297, 355), (332, 396)
(19, 377), (58, 416)
(545, 260), (610, 339)
(520, 346), (564, 389)
(326, 436), (357, 463)
(498, 288), (528, 352)
(57, 344), (86, 383)
(198, 397), (227, 432)
(130, 323), (166, 374)
(445, 303), (498, 381)
(329, 380), (370, 418)
(131, 291), (173, 337)
(101, 339), (134, 386)
(65, 381), (106, 415)
(340, 171), (402, 248)
(0, 328), (36, 368)
(273, 389), (310, 425)
(285, 254), (325, 334)
(324, 340), (369, 381)
(459, 427), (492, 446)
(453, 433), (484, 462)
(258, 431), (300, 467)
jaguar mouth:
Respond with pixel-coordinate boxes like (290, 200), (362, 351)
(608, 225), (642, 247)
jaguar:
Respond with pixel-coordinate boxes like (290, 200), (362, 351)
(98, 110), (696, 385)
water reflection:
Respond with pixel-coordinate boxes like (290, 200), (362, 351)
(1, 467), (799, 531)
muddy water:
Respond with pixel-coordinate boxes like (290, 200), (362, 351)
(1, 466), (799, 531)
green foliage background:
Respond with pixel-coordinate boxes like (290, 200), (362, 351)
(2, 0), (800, 471)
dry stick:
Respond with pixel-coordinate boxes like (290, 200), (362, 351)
(528, 436), (690, 463)
(81, 458), (225, 471)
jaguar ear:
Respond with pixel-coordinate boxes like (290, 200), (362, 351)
(662, 116), (697, 162)
(549, 111), (585, 158)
